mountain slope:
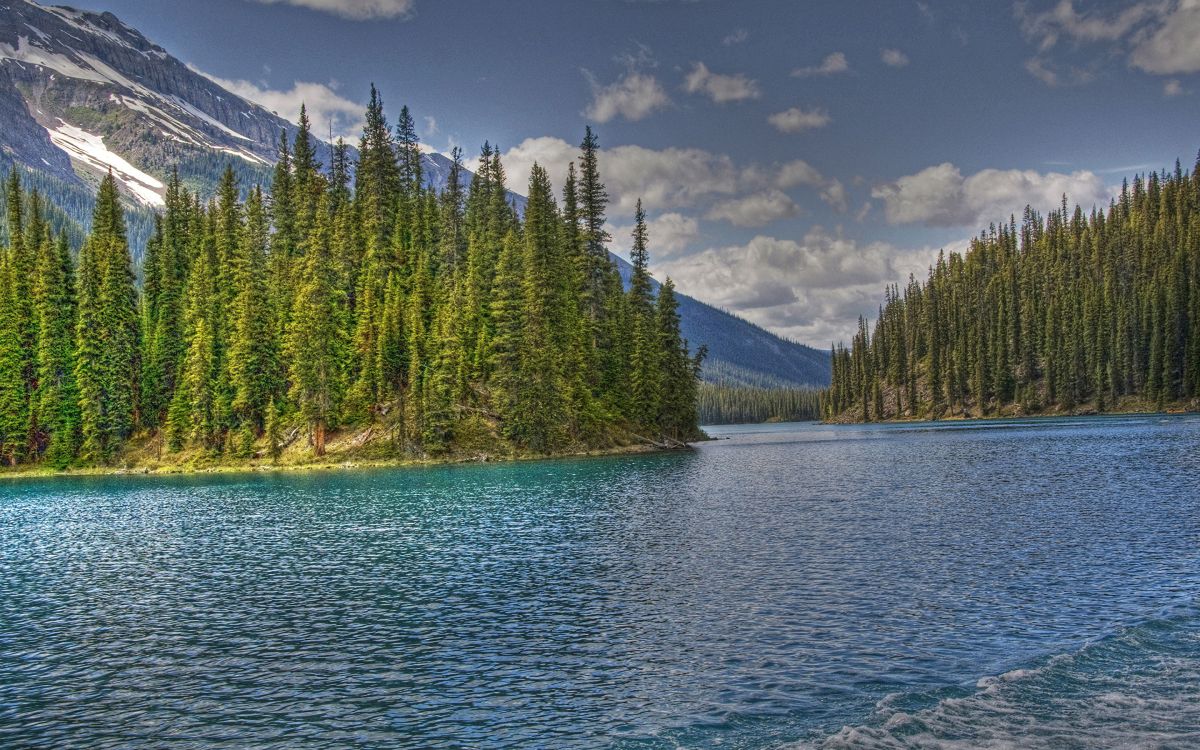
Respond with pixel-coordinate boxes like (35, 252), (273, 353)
(0, 0), (828, 388)
(0, 0), (479, 205)
(613, 255), (830, 387)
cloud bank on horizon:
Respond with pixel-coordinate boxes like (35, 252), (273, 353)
(145, 0), (1200, 345)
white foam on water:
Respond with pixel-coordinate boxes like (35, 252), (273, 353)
(790, 606), (1200, 750)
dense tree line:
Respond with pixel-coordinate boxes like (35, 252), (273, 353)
(0, 91), (704, 467)
(698, 384), (820, 425)
(825, 156), (1200, 421)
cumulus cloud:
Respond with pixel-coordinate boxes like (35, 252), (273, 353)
(820, 178), (849, 213)
(1128, 0), (1200, 74)
(775, 159), (825, 189)
(722, 28), (749, 46)
(768, 106), (831, 133)
(1018, 0), (1156, 47)
(871, 162), (1111, 227)
(881, 48), (910, 67)
(477, 139), (846, 223)
(583, 70), (670, 123)
(706, 190), (801, 227)
(248, 0), (414, 20)
(1164, 78), (1185, 96)
(607, 212), (700, 260)
(475, 137), (741, 215)
(653, 227), (951, 345)
(683, 62), (761, 103)
(191, 67), (364, 139)
(1018, 0), (1200, 82)
(792, 51), (849, 77)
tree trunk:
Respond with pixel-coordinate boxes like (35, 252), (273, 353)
(314, 420), (326, 457)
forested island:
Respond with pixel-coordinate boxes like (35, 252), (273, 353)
(0, 90), (704, 472)
(824, 156), (1200, 422)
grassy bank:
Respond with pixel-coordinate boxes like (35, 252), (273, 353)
(0, 417), (693, 480)
(824, 395), (1199, 425)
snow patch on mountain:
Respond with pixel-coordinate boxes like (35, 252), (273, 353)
(44, 119), (165, 206)
(0, 34), (110, 83)
(39, 2), (147, 55)
(165, 94), (252, 141)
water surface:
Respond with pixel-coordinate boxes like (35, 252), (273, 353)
(2, 415), (1198, 748)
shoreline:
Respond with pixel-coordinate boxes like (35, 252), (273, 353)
(0, 441), (690, 482)
(823, 401), (1198, 426)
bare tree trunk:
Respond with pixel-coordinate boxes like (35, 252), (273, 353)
(314, 421), (326, 457)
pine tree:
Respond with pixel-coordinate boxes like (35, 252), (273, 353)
(513, 164), (566, 451)
(627, 199), (659, 427)
(33, 228), (78, 465)
(285, 193), (349, 456)
(228, 187), (280, 436)
(578, 127), (611, 318)
(396, 105), (424, 194)
(75, 173), (139, 463)
(0, 250), (28, 464)
(264, 396), (283, 462)
(656, 279), (703, 441)
(488, 230), (526, 440)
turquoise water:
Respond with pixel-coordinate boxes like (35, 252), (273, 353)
(1, 415), (1198, 748)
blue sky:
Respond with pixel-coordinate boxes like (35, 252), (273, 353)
(68, 0), (1200, 346)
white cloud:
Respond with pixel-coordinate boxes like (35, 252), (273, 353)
(476, 137), (741, 215)
(1018, 0), (1200, 81)
(248, 0), (414, 20)
(871, 162), (1111, 227)
(1018, 0), (1156, 47)
(881, 48), (910, 67)
(479, 139), (846, 222)
(1164, 78), (1185, 96)
(190, 67), (364, 140)
(653, 227), (951, 346)
(706, 190), (800, 227)
(607, 212), (700, 260)
(583, 71), (670, 123)
(722, 28), (749, 46)
(820, 178), (849, 213)
(1129, 0), (1200, 74)
(768, 106), (831, 134)
(775, 159), (825, 189)
(792, 52), (849, 77)
(683, 62), (761, 103)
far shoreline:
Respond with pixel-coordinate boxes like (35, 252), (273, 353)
(822, 401), (1198, 426)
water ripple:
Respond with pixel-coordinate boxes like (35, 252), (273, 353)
(1, 414), (1198, 748)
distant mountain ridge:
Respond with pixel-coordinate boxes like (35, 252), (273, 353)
(0, 0), (830, 388)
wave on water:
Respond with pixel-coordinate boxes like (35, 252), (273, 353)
(794, 603), (1200, 749)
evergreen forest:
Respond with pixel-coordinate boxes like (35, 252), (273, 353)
(698, 384), (820, 425)
(825, 156), (1200, 422)
(0, 90), (704, 468)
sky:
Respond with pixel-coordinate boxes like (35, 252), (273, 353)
(64, 0), (1200, 347)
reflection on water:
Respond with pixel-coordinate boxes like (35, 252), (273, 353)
(2, 415), (1198, 748)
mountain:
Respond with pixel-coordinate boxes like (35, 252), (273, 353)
(612, 255), (830, 387)
(0, 0), (829, 388)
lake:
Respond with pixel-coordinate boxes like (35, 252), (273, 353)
(2, 415), (1198, 748)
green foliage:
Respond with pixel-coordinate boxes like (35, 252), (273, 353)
(74, 174), (139, 463)
(698, 384), (821, 425)
(0, 95), (703, 467)
(828, 158), (1200, 422)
